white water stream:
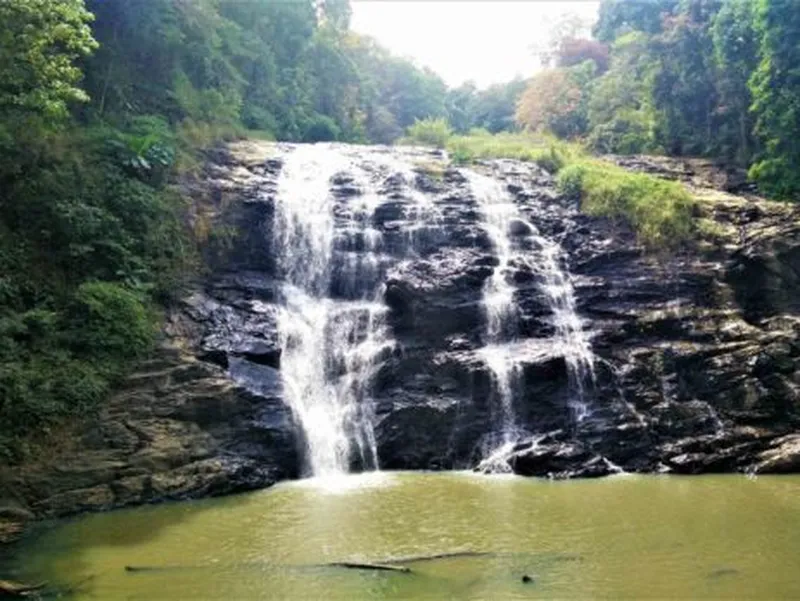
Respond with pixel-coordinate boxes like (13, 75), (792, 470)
(270, 147), (595, 475)
(275, 145), (388, 477)
(467, 169), (595, 458)
(273, 145), (439, 477)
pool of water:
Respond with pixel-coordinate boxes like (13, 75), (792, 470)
(10, 472), (800, 599)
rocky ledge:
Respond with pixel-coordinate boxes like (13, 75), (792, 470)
(0, 346), (298, 519)
(2, 141), (799, 522)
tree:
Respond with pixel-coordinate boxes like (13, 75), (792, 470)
(748, 0), (800, 198)
(446, 82), (478, 133)
(555, 38), (610, 74)
(587, 32), (658, 153)
(647, 3), (720, 155)
(711, 0), (758, 164)
(594, 0), (679, 42)
(0, 0), (97, 119)
(516, 64), (593, 139)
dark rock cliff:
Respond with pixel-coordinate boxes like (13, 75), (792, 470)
(2, 141), (799, 519)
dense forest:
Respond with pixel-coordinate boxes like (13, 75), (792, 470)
(514, 0), (800, 200)
(2, 0), (800, 459)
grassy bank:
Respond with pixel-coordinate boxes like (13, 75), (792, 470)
(557, 160), (694, 247)
(400, 123), (696, 248)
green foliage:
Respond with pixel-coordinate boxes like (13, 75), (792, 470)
(302, 114), (341, 143)
(747, 0), (800, 199)
(441, 131), (583, 172)
(404, 118), (453, 148)
(557, 160), (695, 247)
(446, 79), (527, 134)
(588, 109), (656, 155)
(0, 0), (98, 118)
(347, 35), (449, 143)
(587, 0), (800, 200)
(711, 0), (758, 165)
(0, 119), (191, 458)
(594, 0), (679, 42)
(68, 282), (154, 359)
(587, 32), (659, 154)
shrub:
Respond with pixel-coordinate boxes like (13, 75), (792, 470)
(405, 118), (453, 147)
(748, 158), (800, 200)
(587, 110), (655, 155)
(67, 281), (154, 360)
(302, 115), (341, 143)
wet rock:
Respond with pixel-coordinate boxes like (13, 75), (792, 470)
(0, 349), (300, 518)
(508, 218), (534, 237)
(5, 140), (800, 517)
(503, 440), (613, 479)
(752, 435), (800, 473)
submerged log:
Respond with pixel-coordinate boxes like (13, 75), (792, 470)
(382, 551), (495, 564)
(0, 580), (47, 597)
(125, 562), (412, 574)
(325, 562), (411, 573)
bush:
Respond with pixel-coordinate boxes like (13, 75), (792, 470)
(302, 115), (341, 143)
(405, 118), (453, 147)
(557, 160), (695, 247)
(0, 114), (194, 461)
(557, 163), (587, 199)
(68, 282), (154, 360)
(748, 158), (800, 200)
(0, 280), (157, 461)
(587, 110), (655, 155)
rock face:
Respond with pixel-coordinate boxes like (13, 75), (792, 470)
(3, 141), (800, 518)
(0, 348), (299, 517)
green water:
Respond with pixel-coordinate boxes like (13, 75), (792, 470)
(12, 472), (800, 600)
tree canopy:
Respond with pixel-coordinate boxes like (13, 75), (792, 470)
(512, 0), (800, 199)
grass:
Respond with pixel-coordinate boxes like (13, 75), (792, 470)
(445, 130), (583, 173)
(398, 123), (696, 249)
(556, 160), (695, 248)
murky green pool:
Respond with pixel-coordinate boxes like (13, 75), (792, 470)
(11, 472), (800, 599)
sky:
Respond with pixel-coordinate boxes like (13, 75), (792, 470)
(350, 1), (601, 89)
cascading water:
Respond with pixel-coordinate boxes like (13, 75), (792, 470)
(538, 239), (596, 423)
(275, 145), (391, 477)
(468, 172), (522, 448)
(467, 168), (595, 463)
(273, 144), (442, 478)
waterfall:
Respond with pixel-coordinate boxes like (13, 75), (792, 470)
(538, 239), (596, 423)
(271, 144), (440, 478)
(468, 172), (522, 446)
(467, 168), (595, 458)
(274, 145), (392, 477)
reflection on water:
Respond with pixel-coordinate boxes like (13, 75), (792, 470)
(12, 473), (800, 600)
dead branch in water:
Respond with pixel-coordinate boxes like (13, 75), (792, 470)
(125, 561), (412, 574)
(325, 562), (411, 573)
(381, 551), (496, 564)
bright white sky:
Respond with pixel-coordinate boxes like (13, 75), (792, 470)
(351, 1), (601, 89)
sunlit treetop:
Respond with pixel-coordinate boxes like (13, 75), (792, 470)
(0, 0), (98, 118)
